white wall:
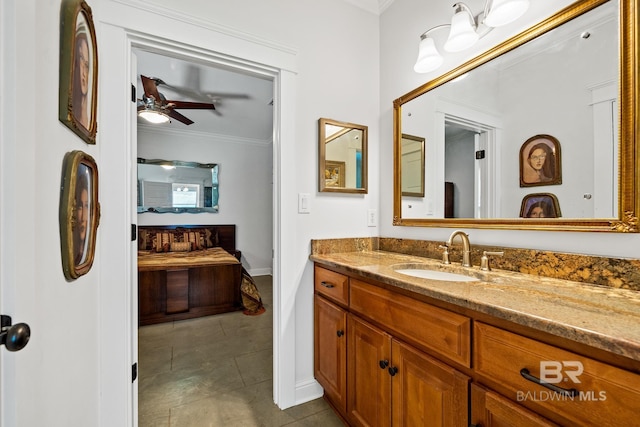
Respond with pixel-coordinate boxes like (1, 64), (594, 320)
(2, 0), (379, 425)
(137, 128), (273, 275)
(380, 0), (639, 259)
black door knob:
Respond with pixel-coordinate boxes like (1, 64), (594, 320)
(1, 315), (31, 352)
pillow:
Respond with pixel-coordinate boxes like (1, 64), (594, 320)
(184, 231), (204, 250)
(138, 229), (152, 250)
(154, 232), (174, 252)
(170, 241), (191, 252)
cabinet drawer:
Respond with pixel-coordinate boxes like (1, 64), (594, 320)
(314, 265), (349, 306)
(474, 322), (640, 426)
(350, 278), (471, 368)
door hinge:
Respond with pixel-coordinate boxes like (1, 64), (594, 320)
(131, 84), (136, 103)
(131, 224), (137, 241)
(132, 362), (138, 382)
(475, 149), (486, 159)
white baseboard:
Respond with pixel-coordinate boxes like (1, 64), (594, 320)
(295, 378), (324, 406)
(248, 267), (273, 277)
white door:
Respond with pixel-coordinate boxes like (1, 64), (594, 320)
(1, 8), (135, 426)
(0, 1), (37, 424)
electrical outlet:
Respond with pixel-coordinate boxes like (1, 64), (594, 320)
(367, 209), (377, 227)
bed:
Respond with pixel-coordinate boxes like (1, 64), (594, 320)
(137, 224), (243, 325)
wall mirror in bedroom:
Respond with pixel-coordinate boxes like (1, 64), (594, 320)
(137, 158), (219, 213)
(318, 118), (368, 194)
(393, 0), (639, 232)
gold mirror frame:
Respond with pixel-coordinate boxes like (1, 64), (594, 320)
(393, 0), (638, 232)
(319, 118), (368, 194)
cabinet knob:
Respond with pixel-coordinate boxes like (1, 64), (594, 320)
(388, 366), (398, 376)
(379, 359), (389, 369)
(336, 330), (344, 337)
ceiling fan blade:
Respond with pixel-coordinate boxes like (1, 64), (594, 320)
(166, 109), (194, 125)
(141, 75), (162, 103)
(167, 100), (216, 110)
(205, 92), (251, 100)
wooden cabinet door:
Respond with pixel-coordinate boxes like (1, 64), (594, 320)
(166, 269), (189, 314)
(138, 270), (167, 324)
(471, 384), (558, 427)
(391, 340), (469, 427)
(314, 295), (347, 413)
(348, 314), (392, 427)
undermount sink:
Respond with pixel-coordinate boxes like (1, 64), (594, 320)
(393, 265), (480, 282)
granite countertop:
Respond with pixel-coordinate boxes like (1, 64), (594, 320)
(310, 250), (640, 363)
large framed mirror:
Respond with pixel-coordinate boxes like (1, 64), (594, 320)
(137, 158), (219, 213)
(319, 118), (368, 194)
(393, 0), (638, 232)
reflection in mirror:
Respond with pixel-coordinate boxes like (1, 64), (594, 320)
(394, 0), (639, 232)
(137, 158), (219, 213)
(319, 118), (368, 193)
(401, 134), (425, 197)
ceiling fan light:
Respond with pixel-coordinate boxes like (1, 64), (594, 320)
(444, 7), (480, 52)
(484, 0), (530, 27)
(414, 36), (444, 73)
(139, 110), (170, 124)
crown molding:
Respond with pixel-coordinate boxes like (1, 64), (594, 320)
(138, 124), (272, 147)
(378, 0), (395, 14)
(342, 0), (395, 14)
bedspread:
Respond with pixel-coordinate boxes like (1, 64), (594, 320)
(138, 247), (240, 271)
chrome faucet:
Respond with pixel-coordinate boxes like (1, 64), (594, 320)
(445, 230), (471, 267)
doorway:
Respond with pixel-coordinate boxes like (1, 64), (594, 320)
(443, 114), (498, 219)
(131, 41), (277, 421)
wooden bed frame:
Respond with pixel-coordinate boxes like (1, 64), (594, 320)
(137, 224), (242, 326)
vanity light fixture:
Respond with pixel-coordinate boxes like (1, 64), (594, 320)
(413, 0), (530, 73)
(443, 3), (480, 53)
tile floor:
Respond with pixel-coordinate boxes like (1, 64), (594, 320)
(138, 274), (344, 427)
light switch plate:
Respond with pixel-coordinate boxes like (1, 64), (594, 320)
(298, 193), (310, 214)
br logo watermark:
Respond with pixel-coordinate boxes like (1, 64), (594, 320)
(540, 361), (583, 384)
(517, 361), (607, 402)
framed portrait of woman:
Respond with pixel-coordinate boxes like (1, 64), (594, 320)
(59, 0), (98, 144)
(59, 151), (100, 280)
(519, 134), (562, 187)
(519, 193), (561, 218)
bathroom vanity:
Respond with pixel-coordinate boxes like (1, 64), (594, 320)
(311, 249), (640, 426)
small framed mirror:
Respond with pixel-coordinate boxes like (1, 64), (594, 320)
(401, 133), (425, 197)
(137, 158), (219, 213)
(318, 118), (368, 194)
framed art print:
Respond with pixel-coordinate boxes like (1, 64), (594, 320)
(520, 193), (561, 218)
(324, 160), (346, 188)
(59, 0), (98, 144)
(59, 150), (100, 280)
(519, 134), (562, 187)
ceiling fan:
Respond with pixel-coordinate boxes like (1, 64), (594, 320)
(137, 75), (215, 125)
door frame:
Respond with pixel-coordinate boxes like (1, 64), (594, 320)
(98, 22), (299, 421)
